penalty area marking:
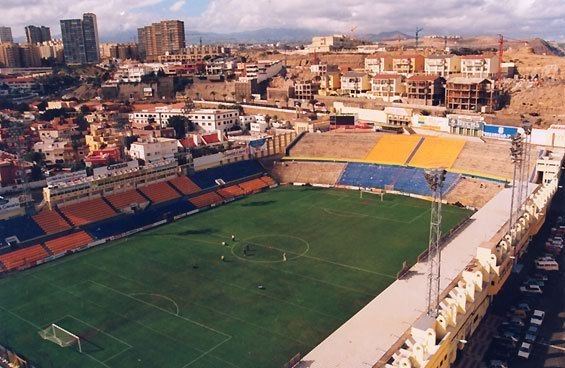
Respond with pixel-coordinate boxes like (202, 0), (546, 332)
(129, 293), (180, 316)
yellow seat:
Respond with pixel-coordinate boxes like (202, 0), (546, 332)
(365, 135), (422, 165)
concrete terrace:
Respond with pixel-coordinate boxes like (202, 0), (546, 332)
(298, 186), (524, 368)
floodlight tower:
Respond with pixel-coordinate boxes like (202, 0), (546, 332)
(415, 27), (424, 49)
(522, 121), (533, 209)
(424, 168), (447, 318)
(509, 133), (524, 232)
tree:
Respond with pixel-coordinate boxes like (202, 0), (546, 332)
(230, 91), (236, 101)
(37, 100), (48, 111)
(168, 115), (189, 139)
(195, 92), (201, 101)
(75, 114), (89, 132)
(309, 98), (318, 112)
(210, 91), (217, 101)
(222, 93), (228, 101)
(80, 105), (91, 115)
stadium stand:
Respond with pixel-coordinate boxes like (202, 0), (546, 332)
(238, 178), (270, 194)
(407, 137), (465, 169)
(0, 216), (45, 244)
(452, 140), (539, 180)
(169, 176), (201, 195)
(217, 185), (246, 199)
(0, 244), (48, 271)
(32, 209), (72, 235)
(59, 198), (118, 226)
(105, 189), (149, 211)
(190, 160), (264, 189)
(260, 176), (277, 187)
(188, 192), (224, 208)
(85, 200), (198, 239)
(338, 163), (460, 196)
(364, 135), (422, 165)
(289, 132), (380, 160)
(138, 181), (181, 204)
(272, 161), (346, 185)
(44, 231), (93, 255)
(445, 177), (503, 209)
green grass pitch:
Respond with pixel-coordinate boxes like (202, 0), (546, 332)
(0, 186), (472, 368)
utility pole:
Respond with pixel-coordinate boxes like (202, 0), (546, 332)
(415, 27), (424, 49)
(497, 34), (504, 81)
(424, 168), (447, 318)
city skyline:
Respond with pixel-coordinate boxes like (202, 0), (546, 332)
(0, 0), (564, 42)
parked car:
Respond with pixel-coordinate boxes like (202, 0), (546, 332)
(532, 309), (545, 320)
(488, 360), (508, 368)
(517, 342), (533, 359)
(520, 284), (543, 294)
(531, 273), (548, 281)
(524, 325), (539, 343)
(525, 278), (545, 287)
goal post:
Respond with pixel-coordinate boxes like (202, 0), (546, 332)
(39, 324), (82, 352)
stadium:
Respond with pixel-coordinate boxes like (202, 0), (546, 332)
(0, 131), (562, 368)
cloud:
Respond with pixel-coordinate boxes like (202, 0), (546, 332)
(169, 0), (186, 12)
(1, 0), (564, 41)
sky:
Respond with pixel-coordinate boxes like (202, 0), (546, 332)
(1, 0), (564, 42)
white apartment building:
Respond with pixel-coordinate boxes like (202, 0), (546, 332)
(364, 55), (392, 75)
(127, 137), (179, 164)
(129, 105), (187, 126)
(239, 115), (256, 130)
(114, 64), (153, 83)
(460, 55), (500, 78)
(239, 60), (283, 83)
(205, 58), (237, 76)
(424, 55), (461, 77)
(341, 71), (371, 97)
(187, 109), (240, 133)
(250, 120), (269, 133)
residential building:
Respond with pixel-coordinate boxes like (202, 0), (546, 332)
(205, 57), (237, 76)
(371, 74), (405, 100)
(445, 77), (496, 112)
(60, 13), (100, 64)
(137, 20), (185, 61)
(239, 60), (283, 83)
(108, 43), (139, 60)
(320, 71), (342, 94)
(84, 147), (122, 167)
(364, 54), (392, 75)
(294, 81), (320, 101)
(308, 35), (357, 53)
(341, 71), (370, 97)
(157, 45), (230, 63)
(25, 25), (51, 44)
(460, 55), (500, 78)
(127, 137), (178, 164)
(33, 139), (87, 165)
(391, 54), (424, 76)
(406, 75), (446, 106)
(424, 55), (461, 77)
(0, 27), (13, 43)
(310, 63), (338, 77)
(187, 109), (239, 133)
(129, 103), (187, 126)
(0, 43), (23, 67)
(36, 40), (64, 62)
(84, 123), (124, 151)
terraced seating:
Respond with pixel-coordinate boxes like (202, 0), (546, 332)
(138, 181), (181, 204)
(364, 135), (422, 165)
(408, 137), (465, 169)
(59, 198), (118, 226)
(188, 192), (224, 208)
(259, 176), (277, 186)
(168, 176), (201, 195)
(0, 244), (48, 271)
(0, 216), (45, 244)
(85, 200), (198, 239)
(271, 161), (346, 185)
(289, 132), (380, 160)
(105, 189), (148, 211)
(32, 209), (71, 235)
(238, 178), (270, 194)
(44, 231), (93, 255)
(217, 185), (246, 199)
(190, 160), (265, 189)
(338, 163), (460, 196)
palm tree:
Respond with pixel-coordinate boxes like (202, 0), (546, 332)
(231, 91), (236, 101)
(309, 98), (317, 112)
(195, 92), (201, 101)
(210, 91), (217, 101)
(283, 95), (289, 108)
(222, 93), (228, 101)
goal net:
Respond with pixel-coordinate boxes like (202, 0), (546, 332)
(39, 324), (82, 352)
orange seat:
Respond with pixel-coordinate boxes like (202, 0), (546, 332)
(0, 244), (48, 271)
(259, 176), (276, 186)
(138, 181), (181, 204)
(238, 178), (269, 194)
(188, 192), (224, 208)
(217, 185), (245, 199)
(59, 198), (117, 226)
(44, 231), (92, 255)
(168, 176), (201, 195)
(32, 209), (71, 234)
(105, 189), (148, 210)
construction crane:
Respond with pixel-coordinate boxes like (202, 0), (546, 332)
(415, 27), (424, 49)
(348, 25), (358, 40)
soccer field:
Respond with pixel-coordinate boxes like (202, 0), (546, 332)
(0, 186), (472, 368)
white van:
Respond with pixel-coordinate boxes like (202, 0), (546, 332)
(535, 259), (559, 271)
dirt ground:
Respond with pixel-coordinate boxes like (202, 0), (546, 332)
(446, 177), (504, 209)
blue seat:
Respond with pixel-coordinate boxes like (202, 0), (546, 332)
(190, 160), (264, 189)
(0, 216), (45, 245)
